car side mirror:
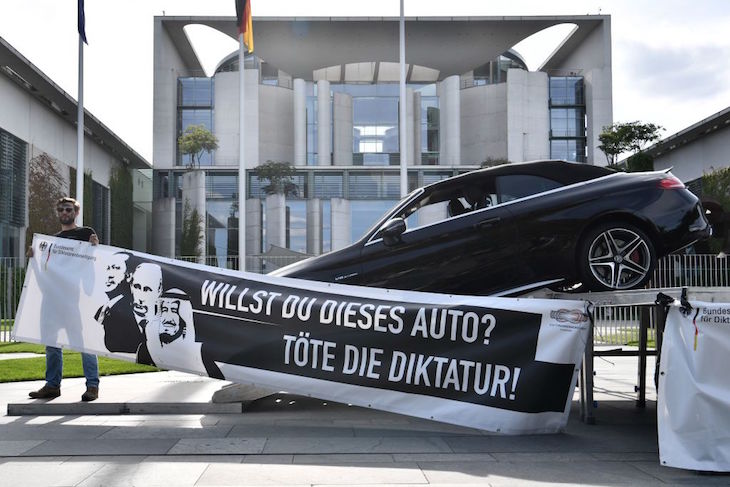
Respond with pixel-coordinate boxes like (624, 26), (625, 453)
(378, 218), (406, 246)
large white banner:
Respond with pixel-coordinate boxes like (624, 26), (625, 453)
(659, 303), (730, 471)
(14, 234), (590, 433)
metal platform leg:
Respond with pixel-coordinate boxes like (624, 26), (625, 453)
(636, 306), (649, 408)
(580, 323), (595, 424)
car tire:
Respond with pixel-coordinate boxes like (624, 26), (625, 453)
(578, 221), (656, 291)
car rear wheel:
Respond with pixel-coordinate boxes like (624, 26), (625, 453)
(578, 222), (656, 291)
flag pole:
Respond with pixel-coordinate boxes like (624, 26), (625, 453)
(238, 32), (247, 271)
(76, 34), (85, 225)
(399, 0), (407, 197)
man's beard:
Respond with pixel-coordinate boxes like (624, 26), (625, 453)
(159, 318), (186, 346)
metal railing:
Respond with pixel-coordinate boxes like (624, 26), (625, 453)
(1, 253), (727, 343)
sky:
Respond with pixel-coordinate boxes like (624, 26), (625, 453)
(1, 0), (729, 163)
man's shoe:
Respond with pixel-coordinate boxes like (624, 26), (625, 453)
(81, 386), (98, 402)
(29, 385), (61, 399)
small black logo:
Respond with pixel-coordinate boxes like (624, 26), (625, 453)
(39, 241), (49, 252)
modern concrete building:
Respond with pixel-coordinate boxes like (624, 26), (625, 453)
(152, 15), (613, 268)
(645, 106), (730, 185)
(0, 36), (152, 259)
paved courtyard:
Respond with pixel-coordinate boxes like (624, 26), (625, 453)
(0, 356), (725, 486)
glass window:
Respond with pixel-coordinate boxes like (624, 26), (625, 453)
(351, 200), (399, 242)
(313, 173), (343, 198)
(549, 76), (584, 106)
(550, 139), (586, 163)
(0, 128), (27, 229)
(286, 200), (307, 253)
(496, 175), (562, 203)
(349, 171), (400, 199)
(550, 108), (584, 137)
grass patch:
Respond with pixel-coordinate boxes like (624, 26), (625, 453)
(0, 342), (46, 354)
(0, 319), (13, 332)
(0, 345), (159, 383)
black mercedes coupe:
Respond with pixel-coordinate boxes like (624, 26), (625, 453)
(271, 160), (711, 295)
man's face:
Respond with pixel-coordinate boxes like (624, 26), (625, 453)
(56, 203), (77, 226)
(130, 264), (162, 318)
(104, 255), (128, 292)
(159, 299), (183, 344)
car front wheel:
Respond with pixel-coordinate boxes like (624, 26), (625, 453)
(578, 222), (656, 291)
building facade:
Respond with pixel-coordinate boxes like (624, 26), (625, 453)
(152, 16), (613, 268)
(0, 37), (152, 259)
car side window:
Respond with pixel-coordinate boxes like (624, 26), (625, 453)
(496, 175), (562, 203)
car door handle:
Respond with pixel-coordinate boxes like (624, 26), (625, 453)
(475, 217), (501, 229)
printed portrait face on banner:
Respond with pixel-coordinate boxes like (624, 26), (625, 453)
(130, 263), (162, 319)
(103, 252), (130, 292)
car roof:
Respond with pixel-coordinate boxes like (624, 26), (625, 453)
(427, 160), (615, 190)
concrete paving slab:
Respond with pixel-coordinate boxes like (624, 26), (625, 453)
(0, 440), (44, 456)
(76, 460), (210, 487)
(0, 352), (42, 360)
(195, 462), (427, 486)
(8, 401), (242, 416)
(143, 455), (245, 463)
(168, 438), (267, 455)
(262, 436), (453, 454)
(241, 454), (293, 464)
(227, 423), (355, 438)
(98, 424), (234, 440)
(630, 461), (730, 484)
(0, 424), (112, 440)
(292, 453), (395, 464)
(420, 460), (666, 486)
(0, 459), (106, 487)
(392, 453), (497, 463)
(21, 438), (178, 456)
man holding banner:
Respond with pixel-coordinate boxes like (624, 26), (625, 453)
(27, 197), (101, 402)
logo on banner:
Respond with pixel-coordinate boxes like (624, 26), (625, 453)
(550, 309), (589, 324)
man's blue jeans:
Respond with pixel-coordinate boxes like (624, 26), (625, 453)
(45, 346), (99, 388)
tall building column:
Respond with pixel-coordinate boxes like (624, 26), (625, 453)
(412, 90), (421, 166)
(181, 170), (206, 259)
(317, 80), (331, 166)
(293, 78), (307, 166)
(333, 92), (353, 165)
(265, 193), (286, 250)
(405, 88), (416, 166)
(330, 198), (351, 251)
(306, 198), (322, 255)
(152, 196), (176, 257)
(245, 198), (261, 270)
(439, 75), (461, 165)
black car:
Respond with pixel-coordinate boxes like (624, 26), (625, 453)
(271, 160), (711, 295)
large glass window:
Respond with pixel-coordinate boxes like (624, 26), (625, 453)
(549, 76), (584, 106)
(350, 200), (399, 242)
(348, 171), (400, 199)
(0, 128), (27, 257)
(177, 77), (214, 166)
(91, 181), (110, 244)
(549, 76), (586, 162)
(286, 200), (307, 253)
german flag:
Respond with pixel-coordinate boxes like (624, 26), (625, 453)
(235, 0), (253, 52)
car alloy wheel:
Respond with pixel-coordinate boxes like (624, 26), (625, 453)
(580, 223), (655, 291)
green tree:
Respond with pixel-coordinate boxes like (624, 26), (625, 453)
(25, 153), (65, 245)
(180, 200), (203, 257)
(480, 157), (511, 168)
(109, 166), (133, 248)
(178, 124), (219, 169)
(253, 160), (299, 196)
(598, 121), (663, 166)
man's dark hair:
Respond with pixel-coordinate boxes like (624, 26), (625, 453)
(56, 196), (80, 211)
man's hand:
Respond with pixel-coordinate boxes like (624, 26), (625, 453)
(89, 234), (99, 246)
(26, 246), (34, 258)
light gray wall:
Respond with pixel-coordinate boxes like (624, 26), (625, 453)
(153, 18), (191, 169)
(653, 126), (730, 183)
(460, 82), (508, 164)
(438, 75), (461, 165)
(333, 92), (353, 165)
(152, 197), (176, 257)
(506, 70), (550, 162)
(213, 71), (240, 167)
(259, 84), (294, 165)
